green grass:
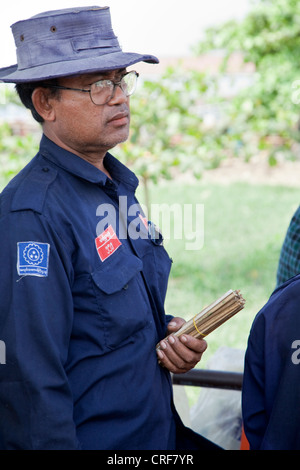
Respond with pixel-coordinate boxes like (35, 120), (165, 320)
(136, 179), (300, 404)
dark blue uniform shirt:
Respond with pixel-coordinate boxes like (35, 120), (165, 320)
(0, 135), (178, 450)
(242, 274), (300, 450)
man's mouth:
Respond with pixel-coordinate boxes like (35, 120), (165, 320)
(107, 112), (129, 126)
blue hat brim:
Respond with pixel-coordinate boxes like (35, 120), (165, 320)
(0, 51), (159, 83)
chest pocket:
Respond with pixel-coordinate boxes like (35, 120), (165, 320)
(132, 235), (173, 307)
(91, 245), (151, 351)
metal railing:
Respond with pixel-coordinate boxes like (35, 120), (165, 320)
(172, 369), (243, 391)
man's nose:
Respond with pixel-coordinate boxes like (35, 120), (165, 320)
(108, 83), (128, 105)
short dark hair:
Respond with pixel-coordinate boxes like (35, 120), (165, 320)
(15, 79), (61, 123)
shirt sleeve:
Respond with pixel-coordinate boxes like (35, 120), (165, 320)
(242, 313), (268, 450)
(0, 210), (80, 449)
(242, 280), (300, 450)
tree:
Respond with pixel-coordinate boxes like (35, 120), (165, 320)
(193, 0), (300, 165)
(116, 65), (228, 212)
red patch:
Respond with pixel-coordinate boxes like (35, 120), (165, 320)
(95, 225), (122, 262)
(138, 213), (149, 230)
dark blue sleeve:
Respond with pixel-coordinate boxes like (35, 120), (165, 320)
(242, 279), (300, 450)
(242, 312), (269, 450)
(0, 210), (80, 449)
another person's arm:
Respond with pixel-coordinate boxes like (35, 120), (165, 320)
(276, 205), (300, 286)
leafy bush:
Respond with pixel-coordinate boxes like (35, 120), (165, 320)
(193, 0), (300, 165)
(0, 121), (39, 189)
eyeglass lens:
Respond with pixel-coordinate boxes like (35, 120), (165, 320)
(91, 71), (138, 105)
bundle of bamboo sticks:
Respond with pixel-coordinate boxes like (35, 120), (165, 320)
(156, 289), (245, 349)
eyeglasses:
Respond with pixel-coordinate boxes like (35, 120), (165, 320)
(43, 70), (139, 105)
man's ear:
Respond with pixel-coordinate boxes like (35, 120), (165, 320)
(32, 87), (56, 122)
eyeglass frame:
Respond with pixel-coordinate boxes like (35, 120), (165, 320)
(41, 70), (139, 105)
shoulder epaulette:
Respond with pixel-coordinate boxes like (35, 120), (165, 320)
(11, 165), (57, 214)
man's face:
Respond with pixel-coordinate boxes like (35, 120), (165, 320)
(47, 68), (131, 156)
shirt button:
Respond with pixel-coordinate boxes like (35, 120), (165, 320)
(42, 167), (49, 172)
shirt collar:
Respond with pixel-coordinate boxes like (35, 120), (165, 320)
(39, 134), (139, 191)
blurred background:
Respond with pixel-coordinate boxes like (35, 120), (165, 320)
(1, 0), (300, 449)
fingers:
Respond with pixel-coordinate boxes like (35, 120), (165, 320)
(167, 318), (186, 333)
(157, 334), (207, 374)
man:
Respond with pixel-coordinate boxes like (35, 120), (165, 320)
(0, 7), (217, 450)
(242, 273), (300, 449)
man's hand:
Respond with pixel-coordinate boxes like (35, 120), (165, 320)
(156, 317), (207, 374)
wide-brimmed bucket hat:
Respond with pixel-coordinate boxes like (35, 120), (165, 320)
(0, 6), (159, 83)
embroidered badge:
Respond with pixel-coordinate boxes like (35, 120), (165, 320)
(95, 225), (122, 262)
(17, 242), (50, 277)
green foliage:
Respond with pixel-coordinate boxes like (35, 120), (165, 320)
(0, 121), (39, 190)
(0, 85), (21, 108)
(0, 84), (40, 189)
(193, 0), (300, 164)
(116, 66), (230, 209)
(116, 0), (300, 209)
(118, 67), (204, 177)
